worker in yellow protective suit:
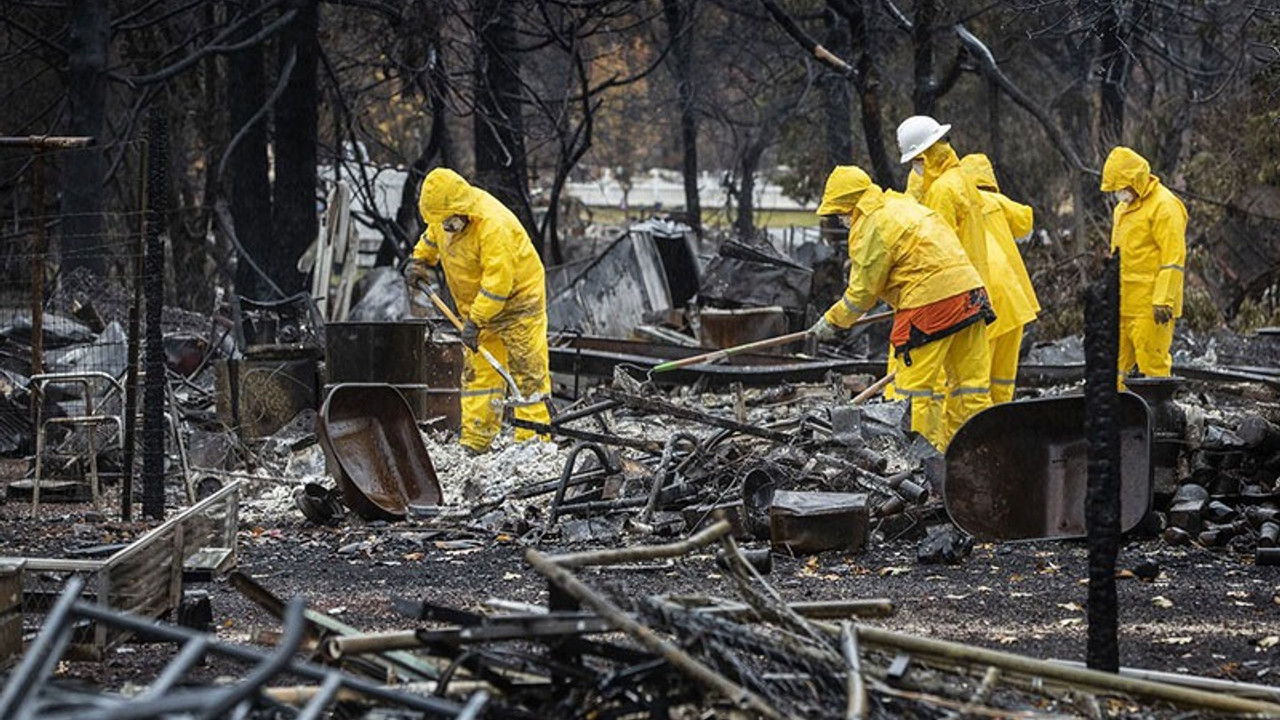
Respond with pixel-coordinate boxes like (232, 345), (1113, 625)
(896, 116), (990, 283)
(808, 165), (994, 451)
(404, 168), (551, 453)
(896, 116), (999, 439)
(960, 153), (1041, 403)
(1100, 146), (1187, 383)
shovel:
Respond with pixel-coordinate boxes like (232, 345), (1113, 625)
(412, 279), (544, 407)
(651, 310), (893, 373)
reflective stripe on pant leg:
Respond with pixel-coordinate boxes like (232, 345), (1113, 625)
(459, 332), (505, 451)
(988, 325), (1023, 405)
(941, 322), (993, 449)
(893, 338), (949, 451)
(498, 310), (551, 440)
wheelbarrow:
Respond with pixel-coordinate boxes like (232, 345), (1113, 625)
(318, 383), (444, 521)
(944, 392), (1152, 542)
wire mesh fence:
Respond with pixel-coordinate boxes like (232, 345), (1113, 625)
(0, 135), (179, 519)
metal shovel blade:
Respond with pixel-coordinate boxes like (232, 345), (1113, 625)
(944, 392), (1152, 542)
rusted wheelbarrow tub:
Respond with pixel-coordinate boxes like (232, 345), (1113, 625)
(944, 391), (1152, 542)
(318, 383), (443, 521)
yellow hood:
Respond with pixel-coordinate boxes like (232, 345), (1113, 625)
(960, 153), (999, 192)
(817, 165), (874, 216)
(418, 167), (479, 225)
(1100, 146), (1153, 195)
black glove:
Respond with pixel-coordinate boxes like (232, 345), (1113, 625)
(1153, 305), (1173, 325)
(403, 259), (432, 290)
(460, 319), (480, 352)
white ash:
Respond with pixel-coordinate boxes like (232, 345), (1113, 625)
(423, 431), (568, 506)
(237, 444), (334, 526)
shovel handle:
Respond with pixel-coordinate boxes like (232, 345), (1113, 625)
(413, 279), (534, 405)
(851, 371), (896, 405)
(652, 309), (894, 374)
(414, 279), (466, 331)
(652, 331), (810, 373)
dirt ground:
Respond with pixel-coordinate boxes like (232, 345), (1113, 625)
(4, 484), (1277, 694)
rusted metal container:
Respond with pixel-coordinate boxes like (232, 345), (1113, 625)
(768, 491), (869, 554)
(698, 306), (791, 351)
(945, 392), (1152, 542)
(318, 383), (443, 521)
(324, 321), (462, 430)
(214, 350), (320, 439)
(0, 562), (21, 669)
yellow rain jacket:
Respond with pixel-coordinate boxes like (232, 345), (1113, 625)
(817, 167), (991, 450)
(960, 154), (1040, 337)
(412, 168), (550, 452)
(1100, 147), (1187, 318)
(822, 183), (984, 328)
(919, 142), (990, 285)
(413, 168), (546, 327)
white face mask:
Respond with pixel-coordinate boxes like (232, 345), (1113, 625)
(442, 215), (468, 234)
(1112, 188), (1136, 205)
(838, 214), (853, 229)
(911, 159), (925, 176)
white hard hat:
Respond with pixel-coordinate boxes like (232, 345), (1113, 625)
(896, 115), (951, 163)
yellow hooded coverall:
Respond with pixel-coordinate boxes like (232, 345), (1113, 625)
(1100, 147), (1187, 380)
(412, 168), (551, 452)
(914, 141), (999, 438)
(818, 166), (992, 451)
(960, 154), (1041, 403)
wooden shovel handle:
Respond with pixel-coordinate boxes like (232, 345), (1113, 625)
(652, 309), (893, 373)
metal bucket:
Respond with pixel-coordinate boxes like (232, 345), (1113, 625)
(317, 383), (443, 521)
(324, 320), (462, 429)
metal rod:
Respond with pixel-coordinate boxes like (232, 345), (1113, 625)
(852, 624), (1280, 716)
(599, 388), (794, 444)
(640, 432), (700, 522)
(0, 577), (85, 717)
(508, 417), (662, 454)
(68, 600), (462, 715)
(547, 519), (731, 568)
(841, 621), (866, 720)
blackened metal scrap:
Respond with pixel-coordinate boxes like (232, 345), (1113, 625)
(229, 570), (442, 682)
(0, 577), (469, 719)
(640, 432), (701, 522)
(509, 416), (663, 454)
(325, 615), (616, 659)
(547, 442), (618, 525)
(597, 387), (797, 444)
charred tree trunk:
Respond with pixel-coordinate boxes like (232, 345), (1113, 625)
(734, 142), (763, 241)
(172, 0), (226, 310)
(819, 9), (854, 169)
(271, 0), (319, 296)
(390, 2), (455, 264)
(62, 0), (108, 279)
(663, 0), (702, 237)
(473, 0), (538, 252)
(840, 0), (895, 187)
(227, 2), (273, 299)
(1097, 4), (1129, 151)
(910, 0), (938, 115)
